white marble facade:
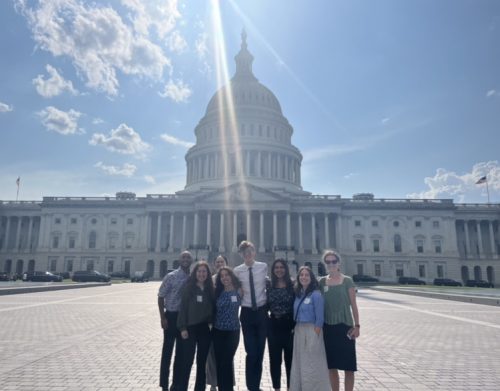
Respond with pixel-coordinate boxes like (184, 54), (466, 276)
(1, 33), (499, 284)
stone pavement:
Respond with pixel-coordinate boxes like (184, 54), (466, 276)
(1, 283), (500, 390)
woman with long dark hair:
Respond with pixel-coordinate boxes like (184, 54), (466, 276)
(267, 259), (295, 390)
(176, 261), (215, 391)
(212, 266), (242, 391)
(289, 266), (330, 391)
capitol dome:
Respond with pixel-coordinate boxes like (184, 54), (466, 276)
(181, 31), (306, 195)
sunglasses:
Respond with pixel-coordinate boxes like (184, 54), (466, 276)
(324, 259), (339, 265)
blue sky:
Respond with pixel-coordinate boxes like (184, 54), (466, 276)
(0, 0), (499, 203)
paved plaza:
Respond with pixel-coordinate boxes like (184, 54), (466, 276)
(1, 283), (500, 390)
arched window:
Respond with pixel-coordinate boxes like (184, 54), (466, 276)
(487, 266), (495, 285)
(394, 234), (402, 253)
(89, 231), (97, 249)
(461, 266), (469, 283)
(474, 265), (482, 281)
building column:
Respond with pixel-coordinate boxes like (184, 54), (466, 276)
(286, 212), (291, 247)
(193, 211), (199, 245)
(168, 213), (175, 253)
(277, 154), (282, 179)
(324, 213), (330, 249)
(214, 153), (219, 178)
(335, 214), (341, 249)
(259, 211), (265, 253)
(4, 217), (11, 251)
(298, 213), (304, 254)
(489, 221), (498, 258)
(181, 213), (187, 250)
(268, 153), (272, 178)
(15, 217), (22, 251)
(284, 156), (289, 181)
(477, 220), (484, 258)
(26, 217), (33, 252)
(311, 213), (317, 254)
(464, 220), (470, 258)
(257, 151), (262, 177)
(146, 212), (153, 251)
(155, 213), (162, 253)
(232, 212), (238, 252)
(246, 211), (251, 241)
(219, 211), (225, 252)
(273, 212), (278, 250)
(246, 151), (250, 175)
(206, 211), (211, 250)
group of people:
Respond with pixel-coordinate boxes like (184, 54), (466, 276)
(158, 241), (360, 391)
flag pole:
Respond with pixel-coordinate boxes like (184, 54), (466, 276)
(16, 177), (20, 202)
(486, 179), (490, 204)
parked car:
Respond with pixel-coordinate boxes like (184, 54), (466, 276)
(353, 274), (379, 283)
(131, 271), (149, 283)
(54, 271), (71, 279)
(433, 278), (462, 287)
(110, 271), (130, 279)
(398, 276), (426, 285)
(72, 270), (111, 283)
(24, 271), (63, 282)
(465, 279), (494, 288)
(0, 272), (10, 281)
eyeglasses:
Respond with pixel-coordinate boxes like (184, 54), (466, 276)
(324, 259), (339, 265)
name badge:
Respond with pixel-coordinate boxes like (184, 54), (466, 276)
(197, 295), (203, 303)
(324, 286), (329, 293)
(231, 295), (238, 303)
(304, 298), (311, 304)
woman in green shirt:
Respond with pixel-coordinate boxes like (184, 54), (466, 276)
(177, 261), (215, 391)
(319, 250), (360, 391)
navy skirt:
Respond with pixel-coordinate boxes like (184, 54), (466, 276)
(323, 323), (357, 371)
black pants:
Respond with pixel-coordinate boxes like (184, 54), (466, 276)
(267, 315), (294, 389)
(178, 322), (211, 391)
(212, 328), (240, 391)
(160, 311), (182, 390)
(240, 306), (268, 391)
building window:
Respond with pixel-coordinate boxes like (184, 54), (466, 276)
(356, 264), (364, 275)
(52, 236), (59, 249)
(355, 239), (363, 252)
(372, 220), (378, 227)
(415, 221), (422, 228)
(396, 268), (404, 277)
(91, 218), (97, 225)
(419, 265), (426, 278)
(110, 218), (117, 225)
(393, 221), (400, 228)
(433, 221), (440, 228)
(127, 218), (134, 225)
(55, 218), (61, 224)
(373, 239), (380, 253)
(125, 235), (134, 249)
(394, 235), (402, 253)
(416, 239), (424, 253)
(374, 264), (381, 277)
(50, 259), (57, 272)
(433, 240), (442, 254)
(437, 265), (444, 278)
(70, 218), (77, 224)
(88, 231), (97, 249)
(109, 236), (117, 249)
(107, 260), (114, 273)
(66, 259), (73, 272)
(68, 237), (76, 249)
(354, 220), (361, 227)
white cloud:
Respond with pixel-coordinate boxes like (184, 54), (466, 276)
(381, 117), (390, 124)
(159, 79), (192, 102)
(121, 0), (180, 39)
(160, 133), (194, 148)
(166, 30), (187, 53)
(0, 102), (13, 112)
(38, 106), (83, 135)
(486, 89), (500, 98)
(94, 161), (137, 177)
(407, 161), (500, 202)
(32, 64), (78, 97)
(195, 31), (208, 58)
(344, 172), (358, 179)
(144, 175), (156, 184)
(92, 117), (104, 125)
(90, 123), (151, 156)
(17, 0), (174, 96)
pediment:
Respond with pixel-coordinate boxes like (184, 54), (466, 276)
(194, 182), (289, 205)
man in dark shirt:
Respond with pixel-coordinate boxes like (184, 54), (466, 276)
(158, 251), (193, 391)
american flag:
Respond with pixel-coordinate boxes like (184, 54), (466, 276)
(16, 177), (20, 187)
(475, 176), (487, 185)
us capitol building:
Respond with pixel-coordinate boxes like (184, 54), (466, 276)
(1, 33), (499, 285)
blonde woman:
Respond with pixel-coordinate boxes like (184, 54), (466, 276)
(319, 250), (360, 391)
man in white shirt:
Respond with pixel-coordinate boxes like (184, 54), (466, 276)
(233, 241), (268, 391)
